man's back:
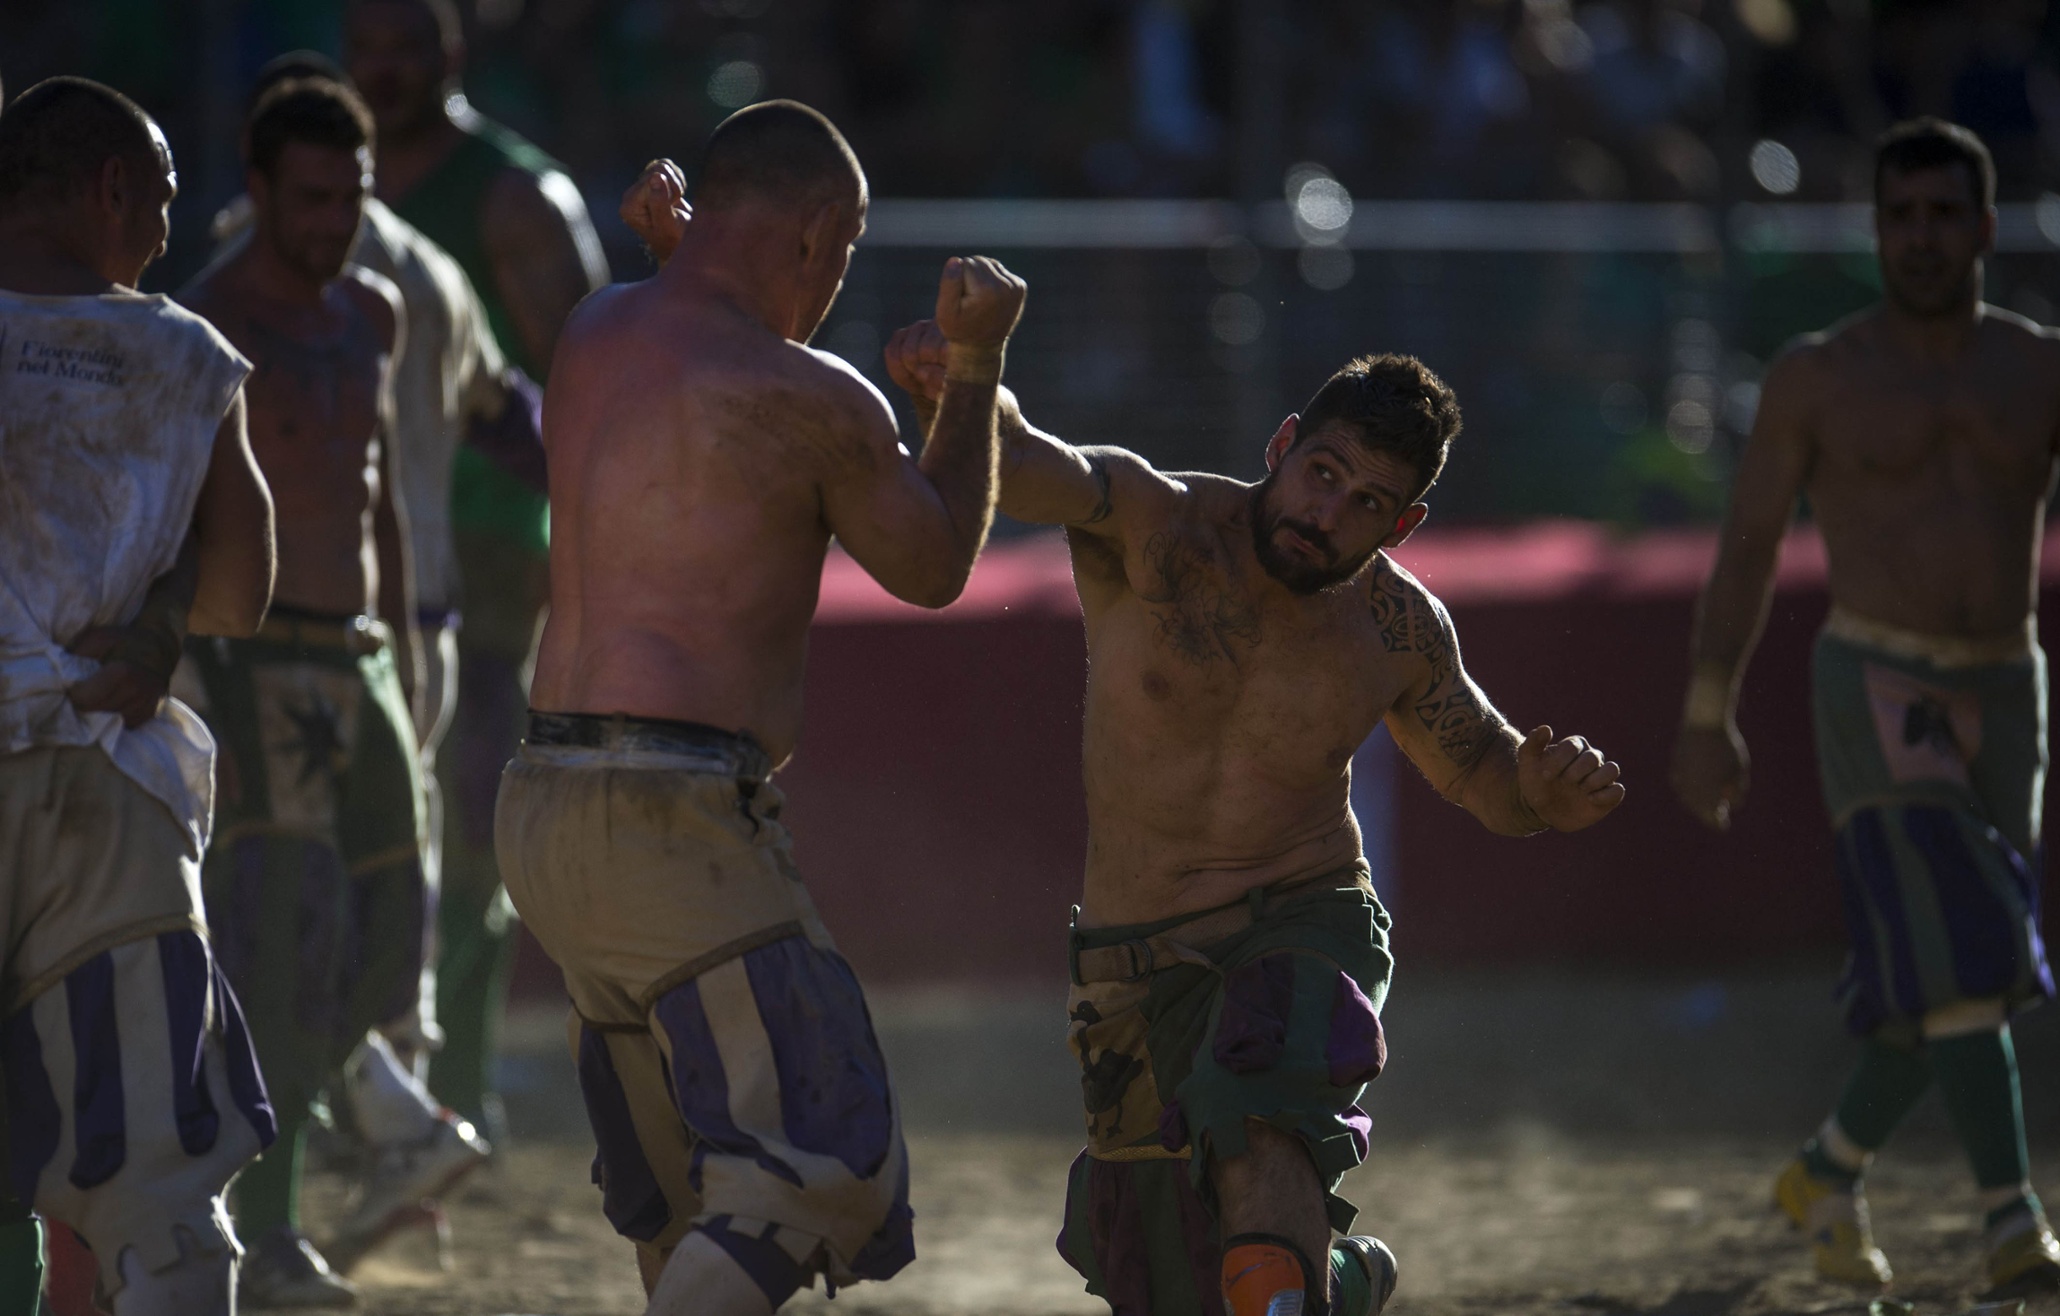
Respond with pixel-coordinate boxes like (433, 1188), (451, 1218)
(531, 278), (890, 763)
(1788, 307), (2060, 637)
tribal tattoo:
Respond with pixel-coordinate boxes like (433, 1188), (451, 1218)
(1139, 532), (1260, 667)
(1369, 561), (1503, 772)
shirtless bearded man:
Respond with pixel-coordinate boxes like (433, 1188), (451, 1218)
(1673, 119), (2060, 1298)
(879, 329), (1626, 1312)
(0, 76), (276, 1315)
(179, 77), (467, 1306)
(497, 102), (1023, 1314)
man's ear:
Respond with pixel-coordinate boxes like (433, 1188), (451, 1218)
(1383, 502), (1429, 550)
(1981, 204), (1999, 256)
(96, 155), (130, 224)
(799, 197), (844, 269)
(1263, 414), (1298, 472)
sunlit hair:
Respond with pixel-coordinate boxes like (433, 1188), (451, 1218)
(696, 99), (863, 213)
(1874, 117), (1994, 212)
(1293, 354), (1462, 503)
(0, 76), (158, 207)
(246, 77), (375, 178)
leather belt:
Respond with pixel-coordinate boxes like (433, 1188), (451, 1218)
(1069, 865), (1371, 985)
(252, 611), (386, 656)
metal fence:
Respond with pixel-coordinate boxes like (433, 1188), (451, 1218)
(807, 199), (2060, 527)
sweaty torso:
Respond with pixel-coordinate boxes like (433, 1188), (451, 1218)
(1073, 480), (1419, 926)
(1801, 309), (2060, 637)
(182, 261), (392, 617)
(529, 280), (868, 764)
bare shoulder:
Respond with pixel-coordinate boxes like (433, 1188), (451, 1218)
(780, 342), (899, 451)
(1979, 303), (2060, 364)
(1366, 552), (1457, 667)
(339, 265), (402, 349)
(484, 164), (592, 238)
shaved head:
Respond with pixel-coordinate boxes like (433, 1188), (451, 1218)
(696, 99), (864, 215)
(0, 77), (163, 208)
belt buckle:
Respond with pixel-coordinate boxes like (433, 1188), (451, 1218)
(1119, 938), (1154, 982)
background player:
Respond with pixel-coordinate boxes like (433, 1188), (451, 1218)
(499, 102), (1021, 1314)
(0, 76), (277, 1314)
(1672, 118), (2060, 1298)
(875, 319), (1625, 1316)
(345, 0), (608, 1143)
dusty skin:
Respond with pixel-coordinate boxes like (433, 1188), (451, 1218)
(299, 978), (2060, 1316)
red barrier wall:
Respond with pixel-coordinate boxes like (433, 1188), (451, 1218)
(512, 524), (2060, 994)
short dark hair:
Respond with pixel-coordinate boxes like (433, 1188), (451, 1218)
(250, 51), (350, 113)
(0, 77), (160, 206)
(246, 77), (375, 177)
(1295, 354), (1462, 502)
(696, 99), (863, 212)
(1875, 117), (1994, 211)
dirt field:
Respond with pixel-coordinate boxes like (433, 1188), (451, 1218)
(298, 968), (2060, 1316)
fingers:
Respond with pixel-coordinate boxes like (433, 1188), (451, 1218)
(1517, 725), (1551, 762)
(66, 665), (160, 728)
(66, 625), (122, 660)
(934, 255), (1027, 347)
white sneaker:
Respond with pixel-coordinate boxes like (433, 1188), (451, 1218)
(322, 1111), (490, 1272)
(240, 1228), (358, 1309)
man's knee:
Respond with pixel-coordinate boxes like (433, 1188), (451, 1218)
(646, 1221), (810, 1315)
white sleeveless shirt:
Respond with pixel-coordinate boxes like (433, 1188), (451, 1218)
(0, 290), (251, 854)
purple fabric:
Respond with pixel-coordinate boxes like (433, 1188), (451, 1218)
(1059, 1152), (1223, 1316)
(1848, 809), (1926, 1017)
(212, 834), (268, 989)
(846, 1165), (917, 1282)
(1905, 806), (2020, 1000)
(697, 1215), (805, 1307)
(64, 953), (125, 1189)
(461, 368), (548, 495)
(652, 973), (803, 1191)
(294, 840), (349, 1041)
(1, 1005), (59, 1203)
(572, 1024), (671, 1242)
(1325, 971), (1386, 1088)
(741, 937), (896, 1180)
(156, 932), (220, 1156)
(211, 963), (277, 1148)
(1341, 1103), (1372, 1162)
(1834, 820), (1890, 1037)
(1157, 1099), (1190, 1153)
(1213, 955), (1296, 1075)
(1071, 1154), (1158, 1316)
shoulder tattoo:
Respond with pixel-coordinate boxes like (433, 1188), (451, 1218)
(1369, 564), (1502, 771)
(1074, 453), (1115, 526)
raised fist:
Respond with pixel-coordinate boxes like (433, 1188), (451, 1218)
(933, 255), (1025, 352)
(621, 158), (690, 265)
(1516, 726), (1625, 833)
(884, 318), (948, 405)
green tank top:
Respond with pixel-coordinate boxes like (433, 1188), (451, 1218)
(392, 118), (558, 557)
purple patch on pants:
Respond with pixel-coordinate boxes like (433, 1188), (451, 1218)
(212, 964), (276, 1148)
(1213, 955), (1296, 1074)
(741, 937), (896, 1180)
(64, 953), (125, 1189)
(697, 1215), (804, 1307)
(157, 931), (220, 1156)
(846, 1158), (916, 1281)
(572, 1023), (672, 1242)
(1325, 970), (1386, 1088)
(652, 970), (803, 1191)
(1, 1006), (59, 1202)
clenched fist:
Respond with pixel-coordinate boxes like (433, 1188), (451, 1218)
(1516, 726), (1625, 832)
(934, 256), (1025, 377)
(621, 158), (690, 265)
(884, 318), (947, 406)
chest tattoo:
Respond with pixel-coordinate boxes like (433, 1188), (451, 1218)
(1138, 532), (1259, 667)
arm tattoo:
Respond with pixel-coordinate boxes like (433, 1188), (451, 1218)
(1369, 563), (1504, 772)
(1076, 454), (1115, 526)
(1139, 532), (1260, 667)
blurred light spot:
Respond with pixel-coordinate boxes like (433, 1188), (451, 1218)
(822, 320), (878, 368)
(1600, 381), (1646, 435)
(1736, 0), (1797, 45)
(1671, 318), (1720, 373)
(1207, 236), (1261, 287)
(1651, 1187), (1704, 1214)
(1294, 177), (1354, 234)
(1667, 398), (1715, 454)
(1298, 246), (1354, 292)
(1726, 380), (1762, 434)
(1666, 373), (1716, 409)
(707, 60), (764, 109)
(1283, 162), (1332, 205)
(1749, 139), (1800, 196)
(444, 90), (472, 119)
(1533, 17), (1594, 72)
(1209, 292), (1264, 346)
(2037, 193), (2060, 247)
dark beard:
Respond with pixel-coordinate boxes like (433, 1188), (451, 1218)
(1246, 477), (1375, 596)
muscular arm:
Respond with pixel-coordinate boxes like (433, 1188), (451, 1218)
(481, 168), (608, 378)
(189, 387), (275, 637)
(357, 276), (425, 711)
(1375, 562), (1624, 835)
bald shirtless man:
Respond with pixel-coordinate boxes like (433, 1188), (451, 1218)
(496, 101), (1023, 1315)
(179, 77), (479, 1307)
(873, 329), (1625, 1313)
(1673, 119), (2060, 1299)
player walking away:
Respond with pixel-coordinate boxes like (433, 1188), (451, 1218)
(1673, 119), (2060, 1299)
(178, 77), (483, 1308)
(0, 76), (278, 1313)
(875, 320), (1625, 1314)
(345, 0), (608, 1146)
(501, 102), (1021, 1314)
(207, 49), (544, 1271)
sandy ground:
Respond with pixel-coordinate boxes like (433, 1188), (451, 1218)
(293, 968), (2060, 1316)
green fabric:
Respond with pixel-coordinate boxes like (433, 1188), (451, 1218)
(427, 878), (516, 1130)
(1932, 1028), (2031, 1192)
(389, 120), (558, 552)
(0, 1215), (43, 1316)
(1058, 1155), (1212, 1315)
(1832, 1034), (1934, 1153)
(1331, 1242), (1371, 1316)
(189, 632), (430, 1236)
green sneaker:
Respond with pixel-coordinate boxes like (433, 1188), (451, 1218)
(1331, 1236), (1398, 1316)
